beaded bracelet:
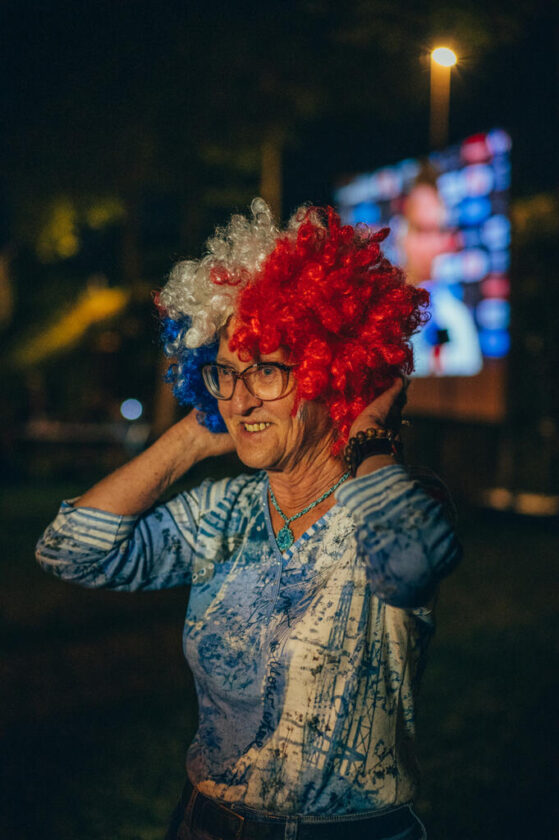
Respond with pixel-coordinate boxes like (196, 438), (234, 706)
(343, 427), (401, 477)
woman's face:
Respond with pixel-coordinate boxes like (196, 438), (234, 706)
(216, 323), (333, 472)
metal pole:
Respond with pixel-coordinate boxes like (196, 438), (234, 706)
(430, 57), (451, 149)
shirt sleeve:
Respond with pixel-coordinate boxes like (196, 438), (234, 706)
(35, 486), (205, 591)
(335, 464), (462, 608)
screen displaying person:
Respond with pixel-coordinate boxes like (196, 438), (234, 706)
(398, 174), (483, 377)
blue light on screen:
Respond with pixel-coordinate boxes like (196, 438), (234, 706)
(458, 196), (492, 227)
(481, 215), (511, 250)
(476, 298), (510, 331)
(479, 329), (510, 358)
(350, 201), (381, 226)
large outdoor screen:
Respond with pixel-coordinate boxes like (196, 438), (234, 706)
(334, 129), (512, 421)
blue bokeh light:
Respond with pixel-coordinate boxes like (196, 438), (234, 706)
(120, 398), (143, 421)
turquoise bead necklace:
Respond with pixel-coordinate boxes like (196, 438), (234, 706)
(269, 471), (351, 551)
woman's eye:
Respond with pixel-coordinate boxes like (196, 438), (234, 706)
(219, 368), (235, 379)
(259, 366), (276, 377)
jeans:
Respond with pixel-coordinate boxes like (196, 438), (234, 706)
(165, 780), (428, 840)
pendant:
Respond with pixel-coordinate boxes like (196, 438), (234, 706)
(277, 525), (294, 551)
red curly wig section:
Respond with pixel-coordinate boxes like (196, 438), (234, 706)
(227, 206), (429, 453)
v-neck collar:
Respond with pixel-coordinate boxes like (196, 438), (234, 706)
(260, 474), (340, 563)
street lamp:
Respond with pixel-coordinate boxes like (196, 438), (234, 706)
(430, 46), (457, 149)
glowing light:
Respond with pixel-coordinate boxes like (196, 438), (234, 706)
(479, 329), (510, 358)
(14, 287), (130, 367)
(431, 47), (457, 68)
(86, 198), (125, 229)
(120, 399), (143, 421)
(37, 198), (80, 262)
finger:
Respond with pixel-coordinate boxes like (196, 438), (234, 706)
(379, 379), (407, 425)
(378, 378), (405, 403)
(387, 377), (405, 395)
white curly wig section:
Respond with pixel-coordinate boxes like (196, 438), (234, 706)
(159, 197), (283, 349)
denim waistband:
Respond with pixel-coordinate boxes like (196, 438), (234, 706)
(173, 778), (426, 840)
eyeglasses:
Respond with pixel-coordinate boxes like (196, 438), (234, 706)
(201, 362), (296, 401)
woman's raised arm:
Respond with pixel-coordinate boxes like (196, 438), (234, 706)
(76, 410), (234, 515)
(35, 412), (234, 591)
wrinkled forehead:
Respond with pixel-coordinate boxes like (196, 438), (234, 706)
(217, 318), (242, 361)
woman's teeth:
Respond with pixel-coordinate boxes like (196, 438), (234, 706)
(243, 422), (271, 432)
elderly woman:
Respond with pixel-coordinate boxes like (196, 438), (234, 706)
(36, 200), (460, 840)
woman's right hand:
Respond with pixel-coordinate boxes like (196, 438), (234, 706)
(175, 410), (235, 462)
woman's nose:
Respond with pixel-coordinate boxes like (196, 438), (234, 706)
(230, 377), (262, 413)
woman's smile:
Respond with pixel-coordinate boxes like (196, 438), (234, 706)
(239, 421), (273, 434)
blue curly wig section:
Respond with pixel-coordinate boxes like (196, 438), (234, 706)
(161, 316), (227, 433)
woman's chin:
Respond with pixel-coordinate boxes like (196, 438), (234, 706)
(233, 437), (283, 470)
(235, 447), (277, 470)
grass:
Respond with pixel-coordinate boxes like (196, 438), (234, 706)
(1, 479), (557, 838)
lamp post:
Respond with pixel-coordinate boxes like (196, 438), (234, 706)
(430, 46), (457, 149)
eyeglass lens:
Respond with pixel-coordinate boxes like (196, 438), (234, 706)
(203, 364), (289, 400)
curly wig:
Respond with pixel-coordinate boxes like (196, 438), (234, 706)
(158, 198), (429, 450)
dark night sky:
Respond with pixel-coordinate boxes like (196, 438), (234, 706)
(284, 9), (558, 205)
(2, 1), (558, 222)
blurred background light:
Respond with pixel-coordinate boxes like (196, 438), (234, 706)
(476, 298), (510, 330)
(120, 398), (143, 421)
(478, 328), (511, 358)
(431, 47), (457, 67)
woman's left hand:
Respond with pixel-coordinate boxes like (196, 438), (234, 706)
(349, 377), (408, 438)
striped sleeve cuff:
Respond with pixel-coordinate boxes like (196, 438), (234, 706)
(53, 500), (138, 550)
(335, 465), (411, 517)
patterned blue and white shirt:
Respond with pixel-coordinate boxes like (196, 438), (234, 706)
(36, 465), (460, 816)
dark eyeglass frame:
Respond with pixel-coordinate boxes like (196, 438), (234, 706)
(201, 361), (297, 402)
